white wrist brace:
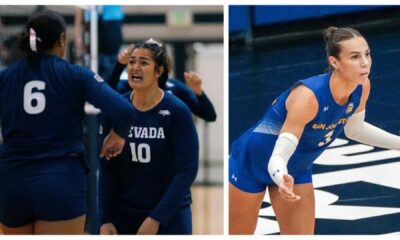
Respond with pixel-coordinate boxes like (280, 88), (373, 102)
(344, 110), (400, 151)
(268, 132), (299, 186)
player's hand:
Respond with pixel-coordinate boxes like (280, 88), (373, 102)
(137, 217), (160, 235)
(278, 174), (301, 202)
(118, 44), (135, 65)
(100, 223), (118, 235)
(100, 129), (125, 160)
(184, 71), (203, 96)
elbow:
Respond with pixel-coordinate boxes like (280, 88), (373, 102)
(174, 166), (198, 188)
(210, 112), (217, 122)
(343, 125), (354, 140)
(343, 125), (351, 138)
(183, 162), (199, 184)
(205, 113), (217, 122)
(344, 124), (360, 140)
(189, 164), (199, 183)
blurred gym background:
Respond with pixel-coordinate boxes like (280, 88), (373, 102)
(0, 5), (223, 234)
(230, 5), (400, 235)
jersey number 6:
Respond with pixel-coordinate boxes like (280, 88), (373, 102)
(24, 80), (46, 114)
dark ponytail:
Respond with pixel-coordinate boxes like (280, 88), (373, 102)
(18, 9), (66, 56)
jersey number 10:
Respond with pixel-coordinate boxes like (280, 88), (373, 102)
(24, 81), (46, 114)
(130, 142), (151, 163)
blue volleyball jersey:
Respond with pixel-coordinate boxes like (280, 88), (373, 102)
(231, 73), (362, 177)
(99, 91), (199, 227)
(0, 54), (135, 173)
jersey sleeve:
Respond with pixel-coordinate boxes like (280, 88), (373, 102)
(171, 79), (217, 122)
(75, 66), (135, 138)
(107, 62), (126, 90)
(195, 92), (217, 122)
(149, 102), (199, 226)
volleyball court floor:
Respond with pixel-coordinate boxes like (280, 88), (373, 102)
(229, 29), (400, 234)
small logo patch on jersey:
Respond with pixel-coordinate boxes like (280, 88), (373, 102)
(94, 74), (104, 82)
(346, 102), (354, 114)
(159, 110), (171, 116)
(231, 174), (238, 182)
(323, 106), (329, 112)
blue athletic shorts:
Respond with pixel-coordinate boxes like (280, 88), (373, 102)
(0, 157), (87, 227)
(110, 205), (192, 235)
(229, 155), (312, 193)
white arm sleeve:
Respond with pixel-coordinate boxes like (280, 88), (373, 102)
(344, 110), (400, 151)
(267, 132), (299, 186)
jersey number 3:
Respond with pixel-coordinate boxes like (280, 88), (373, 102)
(318, 130), (334, 147)
(130, 142), (151, 163)
(24, 81), (46, 114)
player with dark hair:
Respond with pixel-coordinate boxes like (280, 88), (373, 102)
(99, 39), (199, 235)
(107, 44), (217, 122)
(0, 10), (135, 234)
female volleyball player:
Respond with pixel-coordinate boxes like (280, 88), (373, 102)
(99, 39), (199, 235)
(229, 26), (400, 234)
(107, 44), (217, 122)
(0, 10), (135, 234)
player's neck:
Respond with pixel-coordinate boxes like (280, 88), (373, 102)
(329, 71), (358, 105)
(46, 47), (63, 58)
(132, 87), (164, 112)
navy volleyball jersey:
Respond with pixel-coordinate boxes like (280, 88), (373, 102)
(230, 73), (362, 182)
(99, 91), (199, 227)
(165, 79), (217, 122)
(0, 54), (135, 174)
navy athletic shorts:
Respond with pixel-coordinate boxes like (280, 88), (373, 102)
(229, 155), (312, 193)
(0, 157), (87, 227)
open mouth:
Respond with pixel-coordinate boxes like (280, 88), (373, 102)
(132, 75), (143, 82)
(360, 72), (369, 76)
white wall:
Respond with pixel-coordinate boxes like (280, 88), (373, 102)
(192, 43), (224, 184)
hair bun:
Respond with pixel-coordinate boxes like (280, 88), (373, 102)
(323, 26), (338, 43)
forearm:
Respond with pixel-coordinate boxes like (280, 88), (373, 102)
(195, 93), (217, 122)
(84, 81), (135, 138)
(344, 110), (400, 151)
(267, 132), (299, 186)
(99, 158), (117, 225)
(107, 62), (126, 90)
(150, 106), (199, 226)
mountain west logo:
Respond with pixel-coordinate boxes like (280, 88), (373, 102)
(346, 102), (354, 114)
(94, 74), (104, 82)
(159, 110), (171, 116)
